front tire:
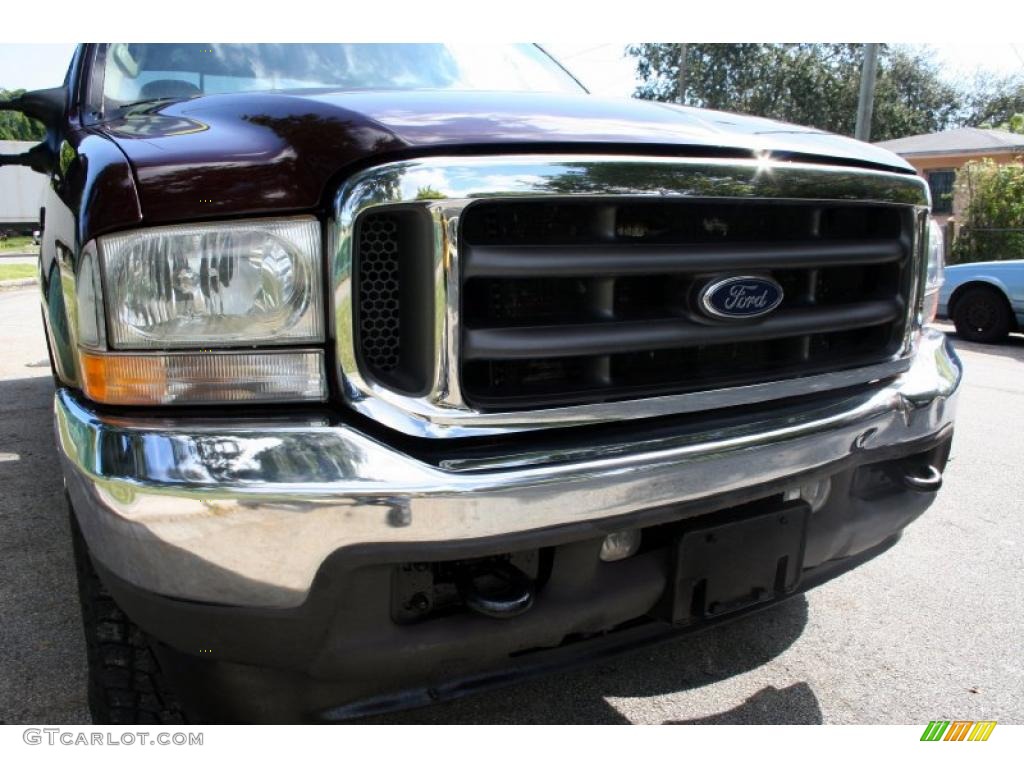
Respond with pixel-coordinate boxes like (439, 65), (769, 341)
(69, 501), (189, 724)
(952, 286), (1012, 343)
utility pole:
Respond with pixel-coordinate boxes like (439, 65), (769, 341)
(855, 43), (880, 142)
(677, 43), (688, 104)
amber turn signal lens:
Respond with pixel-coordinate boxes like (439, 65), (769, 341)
(79, 350), (327, 405)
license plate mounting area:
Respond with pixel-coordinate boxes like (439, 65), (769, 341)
(656, 501), (809, 625)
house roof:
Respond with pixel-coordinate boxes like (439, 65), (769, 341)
(876, 127), (1024, 157)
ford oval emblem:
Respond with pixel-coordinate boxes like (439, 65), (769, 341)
(699, 276), (784, 320)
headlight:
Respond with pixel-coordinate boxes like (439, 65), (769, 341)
(76, 242), (106, 349)
(74, 217), (327, 405)
(100, 217), (323, 348)
(923, 218), (945, 324)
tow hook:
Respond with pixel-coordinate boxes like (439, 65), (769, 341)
(456, 560), (535, 619)
(900, 463), (943, 493)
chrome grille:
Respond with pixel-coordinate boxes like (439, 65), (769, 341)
(334, 155), (930, 437)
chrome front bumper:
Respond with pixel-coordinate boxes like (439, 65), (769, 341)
(57, 329), (961, 609)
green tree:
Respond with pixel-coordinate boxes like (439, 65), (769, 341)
(964, 73), (1024, 129)
(627, 44), (963, 142)
(415, 185), (446, 200)
(0, 89), (45, 141)
(871, 48), (964, 141)
(982, 113), (1024, 134)
(1002, 114), (1024, 134)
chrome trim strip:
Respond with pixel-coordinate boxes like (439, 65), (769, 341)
(332, 154), (930, 438)
(58, 328), (960, 608)
(353, 357), (916, 434)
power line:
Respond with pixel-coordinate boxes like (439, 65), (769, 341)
(561, 43), (616, 60)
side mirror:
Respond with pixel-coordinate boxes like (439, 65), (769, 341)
(0, 142), (60, 174)
(0, 85), (68, 174)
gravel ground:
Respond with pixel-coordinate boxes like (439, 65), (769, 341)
(0, 285), (1020, 725)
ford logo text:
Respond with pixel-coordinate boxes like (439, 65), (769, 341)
(699, 276), (784, 320)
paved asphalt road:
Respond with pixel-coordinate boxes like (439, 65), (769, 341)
(0, 285), (1020, 725)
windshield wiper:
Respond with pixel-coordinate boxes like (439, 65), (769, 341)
(117, 95), (198, 113)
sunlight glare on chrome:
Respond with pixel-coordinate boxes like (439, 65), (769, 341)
(754, 149), (774, 176)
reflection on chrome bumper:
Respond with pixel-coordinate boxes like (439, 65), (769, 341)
(57, 329), (961, 609)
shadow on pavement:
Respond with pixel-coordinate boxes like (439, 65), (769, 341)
(368, 594), (811, 724)
(666, 682), (822, 724)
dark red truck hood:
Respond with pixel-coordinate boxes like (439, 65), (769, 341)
(96, 89), (915, 225)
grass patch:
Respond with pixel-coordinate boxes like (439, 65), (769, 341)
(0, 263), (37, 281)
(0, 236), (36, 251)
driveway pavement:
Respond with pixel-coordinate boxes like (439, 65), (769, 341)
(0, 285), (1020, 724)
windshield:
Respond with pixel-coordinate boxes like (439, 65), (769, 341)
(99, 43), (585, 115)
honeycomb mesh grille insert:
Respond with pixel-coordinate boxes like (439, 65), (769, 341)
(358, 213), (401, 375)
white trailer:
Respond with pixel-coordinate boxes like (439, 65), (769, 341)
(0, 140), (47, 231)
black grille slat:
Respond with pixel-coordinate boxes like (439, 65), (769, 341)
(463, 239), (904, 279)
(463, 300), (904, 361)
(465, 329), (895, 409)
(457, 198), (914, 411)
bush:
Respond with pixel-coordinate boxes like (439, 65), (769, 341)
(951, 158), (1024, 264)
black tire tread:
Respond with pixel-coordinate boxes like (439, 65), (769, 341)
(952, 284), (1012, 344)
(69, 502), (189, 724)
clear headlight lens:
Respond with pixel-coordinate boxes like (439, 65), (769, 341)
(100, 217), (322, 349)
(923, 218), (945, 324)
(76, 242), (106, 349)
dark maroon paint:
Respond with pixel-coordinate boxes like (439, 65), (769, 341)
(71, 131), (144, 242)
(90, 89), (915, 230)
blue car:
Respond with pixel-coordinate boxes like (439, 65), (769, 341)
(939, 260), (1024, 343)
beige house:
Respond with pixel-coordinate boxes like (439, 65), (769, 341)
(875, 127), (1024, 224)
